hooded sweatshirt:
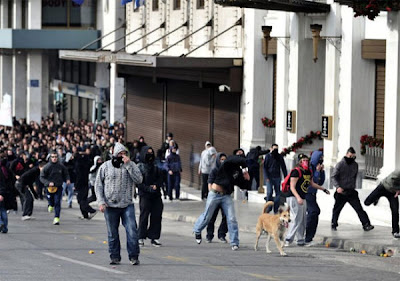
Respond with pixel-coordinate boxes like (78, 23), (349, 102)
(308, 150), (325, 194)
(381, 170), (400, 193)
(95, 142), (143, 208)
(89, 156), (102, 187)
(137, 146), (163, 198)
(40, 159), (70, 188)
(213, 155), (249, 194)
(208, 153), (227, 185)
(199, 145), (217, 174)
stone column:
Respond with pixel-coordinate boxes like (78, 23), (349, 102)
(26, 51), (42, 123)
(12, 51), (27, 119)
(322, 2), (341, 188)
(337, 7), (375, 166)
(240, 8), (273, 152)
(100, 1), (125, 51)
(381, 11), (400, 173)
(109, 63), (124, 124)
(0, 0), (12, 103)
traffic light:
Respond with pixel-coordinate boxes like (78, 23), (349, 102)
(55, 101), (61, 113)
(62, 96), (68, 112)
(96, 103), (108, 121)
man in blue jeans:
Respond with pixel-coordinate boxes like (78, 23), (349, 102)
(193, 155), (250, 251)
(263, 144), (287, 213)
(95, 142), (143, 265)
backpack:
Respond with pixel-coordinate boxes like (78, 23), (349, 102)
(281, 167), (313, 193)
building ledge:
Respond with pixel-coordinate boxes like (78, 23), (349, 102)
(0, 29), (100, 49)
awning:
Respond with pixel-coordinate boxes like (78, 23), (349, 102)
(214, 0), (330, 13)
(59, 50), (242, 68)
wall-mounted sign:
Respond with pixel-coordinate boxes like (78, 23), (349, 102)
(30, 80), (39, 87)
(286, 110), (296, 133)
(321, 115), (332, 140)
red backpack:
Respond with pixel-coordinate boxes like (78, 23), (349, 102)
(281, 167), (313, 193)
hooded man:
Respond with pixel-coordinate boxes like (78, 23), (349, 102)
(198, 141), (217, 200)
(205, 152), (228, 243)
(364, 170), (400, 238)
(331, 147), (374, 232)
(88, 155), (102, 204)
(95, 142), (143, 266)
(137, 146), (164, 247)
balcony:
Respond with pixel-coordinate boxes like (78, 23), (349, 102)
(0, 29), (100, 50)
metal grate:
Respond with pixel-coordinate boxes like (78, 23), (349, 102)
(364, 147), (384, 179)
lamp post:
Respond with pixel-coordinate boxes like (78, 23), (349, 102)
(261, 25), (273, 60)
(310, 24), (322, 63)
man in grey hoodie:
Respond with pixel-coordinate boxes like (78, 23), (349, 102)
(364, 170), (400, 238)
(95, 142), (143, 266)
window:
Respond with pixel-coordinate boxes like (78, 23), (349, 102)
(152, 0), (159, 11)
(42, 0), (96, 28)
(173, 0), (181, 10)
(197, 0), (205, 9)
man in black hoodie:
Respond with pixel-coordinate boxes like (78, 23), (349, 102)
(205, 153), (228, 243)
(193, 155), (250, 250)
(137, 146), (164, 247)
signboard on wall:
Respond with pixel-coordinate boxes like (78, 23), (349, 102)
(286, 110), (296, 133)
(30, 80), (39, 87)
(321, 115), (332, 140)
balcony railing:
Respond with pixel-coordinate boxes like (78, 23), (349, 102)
(265, 127), (276, 148)
(364, 146), (384, 179)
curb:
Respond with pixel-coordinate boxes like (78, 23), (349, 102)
(162, 211), (399, 258)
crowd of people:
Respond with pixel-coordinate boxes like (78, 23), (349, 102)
(1, 114), (400, 266)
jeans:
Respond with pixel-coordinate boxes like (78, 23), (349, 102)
(193, 191), (239, 246)
(168, 172), (181, 200)
(47, 186), (63, 218)
(104, 204), (140, 260)
(364, 183), (399, 234)
(0, 202), (8, 233)
(266, 177), (282, 213)
(62, 182), (74, 206)
(305, 193), (320, 242)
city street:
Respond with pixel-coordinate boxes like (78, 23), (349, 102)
(0, 199), (399, 281)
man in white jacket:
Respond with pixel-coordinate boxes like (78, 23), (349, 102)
(95, 142), (143, 266)
(198, 141), (217, 200)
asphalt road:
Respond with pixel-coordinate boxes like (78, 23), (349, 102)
(0, 200), (399, 281)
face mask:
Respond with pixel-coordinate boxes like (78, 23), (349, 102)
(145, 154), (154, 163)
(344, 156), (355, 165)
(272, 149), (278, 154)
(300, 161), (309, 170)
(112, 156), (123, 168)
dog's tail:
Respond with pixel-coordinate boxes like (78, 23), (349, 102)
(262, 201), (274, 214)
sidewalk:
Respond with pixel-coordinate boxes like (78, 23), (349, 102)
(167, 185), (400, 257)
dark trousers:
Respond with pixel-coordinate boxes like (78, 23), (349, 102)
(16, 182), (34, 216)
(305, 193), (320, 242)
(331, 190), (371, 227)
(87, 184), (97, 204)
(201, 174), (209, 200)
(76, 186), (96, 218)
(249, 165), (260, 190)
(206, 205), (228, 240)
(168, 172), (181, 200)
(138, 196), (164, 240)
(364, 183), (399, 234)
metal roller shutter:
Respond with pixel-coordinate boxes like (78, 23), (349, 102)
(213, 91), (240, 156)
(166, 80), (211, 187)
(126, 77), (164, 148)
(375, 61), (385, 140)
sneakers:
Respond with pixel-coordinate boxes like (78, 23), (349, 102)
(138, 239), (144, 247)
(393, 232), (400, 239)
(206, 238), (212, 243)
(0, 224), (4, 232)
(68, 204), (72, 208)
(232, 245), (239, 251)
(284, 240), (291, 247)
(110, 258), (121, 265)
(151, 239), (162, 247)
(297, 241), (305, 246)
(88, 211), (98, 220)
(195, 233), (202, 244)
(53, 217), (60, 225)
(331, 225), (337, 231)
(363, 224), (374, 231)
(130, 257), (140, 265)
(218, 237), (227, 243)
(48, 206), (54, 213)
(21, 216), (35, 221)
(305, 241), (317, 247)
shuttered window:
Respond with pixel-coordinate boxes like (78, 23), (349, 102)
(375, 60), (385, 140)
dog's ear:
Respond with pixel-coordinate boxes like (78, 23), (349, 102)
(286, 206), (290, 212)
(278, 207), (283, 214)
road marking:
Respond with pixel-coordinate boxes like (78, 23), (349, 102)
(243, 272), (281, 281)
(165, 256), (188, 262)
(42, 252), (126, 274)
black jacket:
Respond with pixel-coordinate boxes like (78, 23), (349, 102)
(137, 146), (163, 198)
(263, 152), (287, 180)
(213, 155), (249, 194)
(19, 166), (40, 187)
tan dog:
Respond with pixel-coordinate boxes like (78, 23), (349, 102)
(254, 201), (291, 256)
